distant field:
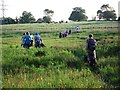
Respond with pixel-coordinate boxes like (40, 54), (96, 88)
(1, 21), (118, 35)
(1, 21), (120, 88)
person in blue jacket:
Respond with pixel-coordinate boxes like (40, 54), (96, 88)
(24, 32), (31, 48)
(34, 32), (42, 48)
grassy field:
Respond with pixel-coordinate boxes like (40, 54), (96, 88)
(1, 21), (120, 88)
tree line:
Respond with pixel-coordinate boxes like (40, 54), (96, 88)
(0, 4), (119, 24)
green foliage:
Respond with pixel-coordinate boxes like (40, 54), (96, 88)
(43, 9), (54, 23)
(19, 11), (36, 23)
(1, 21), (119, 88)
(97, 4), (117, 20)
(99, 57), (120, 87)
(2, 68), (105, 88)
(2, 17), (16, 24)
(69, 7), (88, 21)
(44, 9), (54, 17)
(103, 11), (117, 20)
(43, 16), (51, 23)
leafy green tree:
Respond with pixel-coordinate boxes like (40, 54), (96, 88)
(43, 9), (54, 23)
(103, 11), (116, 20)
(43, 16), (51, 23)
(97, 4), (117, 20)
(44, 9), (54, 17)
(97, 10), (103, 20)
(3, 17), (16, 24)
(101, 4), (110, 11)
(15, 17), (19, 24)
(69, 7), (88, 21)
(19, 11), (36, 23)
(37, 18), (43, 23)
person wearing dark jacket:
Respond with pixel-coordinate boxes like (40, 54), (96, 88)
(86, 34), (97, 67)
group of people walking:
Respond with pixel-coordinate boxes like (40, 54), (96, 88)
(21, 32), (42, 48)
(59, 28), (71, 38)
(21, 31), (97, 67)
(59, 26), (81, 38)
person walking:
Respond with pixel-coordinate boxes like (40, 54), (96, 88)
(24, 32), (31, 48)
(59, 32), (63, 38)
(76, 26), (80, 33)
(30, 33), (34, 47)
(34, 32), (42, 48)
(86, 34), (97, 67)
(21, 32), (26, 47)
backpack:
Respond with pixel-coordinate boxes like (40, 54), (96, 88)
(88, 39), (96, 51)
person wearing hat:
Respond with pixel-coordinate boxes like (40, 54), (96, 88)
(24, 32), (31, 48)
(86, 34), (97, 67)
(34, 32), (42, 48)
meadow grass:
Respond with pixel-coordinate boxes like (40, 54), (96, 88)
(1, 21), (120, 88)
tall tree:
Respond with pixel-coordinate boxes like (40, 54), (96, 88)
(15, 17), (19, 24)
(101, 4), (110, 11)
(97, 4), (117, 20)
(37, 18), (43, 23)
(43, 9), (54, 23)
(2, 17), (16, 24)
(43, 16), (51, 23)
(97, 10), (103, 20)
(44, 9), (54, 17)
(19, 11), (36, 23)
(69, 7), (88, 21)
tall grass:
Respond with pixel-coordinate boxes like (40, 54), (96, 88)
(1, 21), (120, 88)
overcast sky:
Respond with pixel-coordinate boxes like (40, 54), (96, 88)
(0, 0), (119, 21)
